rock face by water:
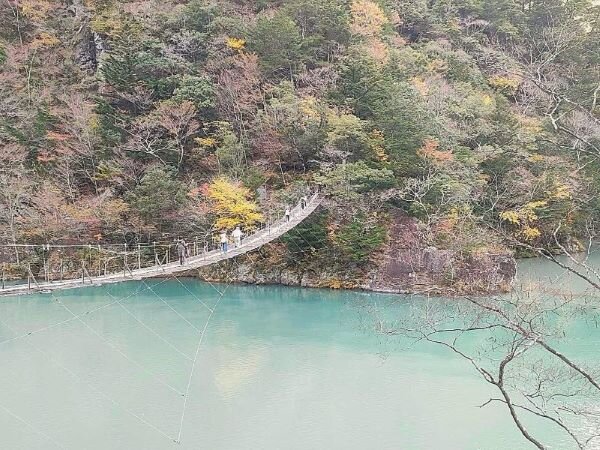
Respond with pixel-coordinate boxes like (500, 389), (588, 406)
(184, 213), (516, 296)
(365, 213), (516, 295)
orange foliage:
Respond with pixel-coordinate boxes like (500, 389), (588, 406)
(417, 139), (453, 163)
(365, 38), (389, 63)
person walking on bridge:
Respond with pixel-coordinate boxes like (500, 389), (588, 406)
(220, 231), (228, 253)
(285, 207), (291, 222)
(176, 238), (188, 265)
(232, 226), (243, 248)
(300, 195), (308, 210)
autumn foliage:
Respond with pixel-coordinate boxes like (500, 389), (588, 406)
(0, 0), (597, 268)
(206, 177), (264, 231)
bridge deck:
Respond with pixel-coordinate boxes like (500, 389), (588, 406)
(1, 194), (321, 296)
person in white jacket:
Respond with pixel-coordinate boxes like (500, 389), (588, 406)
(220, 231), (228, 253)
(232, 226), (243, 248)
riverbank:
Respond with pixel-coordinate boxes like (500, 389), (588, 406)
(183, 246), (516, 297)
(182, 211), (517, 296)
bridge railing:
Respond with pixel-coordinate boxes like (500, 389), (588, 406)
(0, 187), (320, 290)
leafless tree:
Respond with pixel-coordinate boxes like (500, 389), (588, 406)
(367, 274), (600, 449)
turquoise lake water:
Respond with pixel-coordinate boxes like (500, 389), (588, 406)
(0, 255), (599, 450)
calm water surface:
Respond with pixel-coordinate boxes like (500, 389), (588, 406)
(0, 255), (599, 450)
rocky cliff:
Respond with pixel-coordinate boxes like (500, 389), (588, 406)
(183, 212), (516, 296)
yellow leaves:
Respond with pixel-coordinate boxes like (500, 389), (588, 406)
(226, 37), (246, 51)
(499, 210), (520, 225)
(552, 183), (572, 200)
(516, 115), (543, 150)
(369, 129), (388, 162)
(90, 15), (122, 35)
(94, 199), (129, 226)
(31, 32), (60, 49)
(88, 115), (101, 131)
(524, 200), (547, 210)
(20, 0), (54, 23)
(370, 129), (384, 141)
(207, 177), (264, 231)
(500, 200), (547, 241)
(481, 95), (493, 106)
(348, 0), (391, 65)
(412, 77), (429, 96)
(90, 10), (137, 37)
(488, 75), (520, 94)
(439, 205), (472, 232)
(299, 96), (320, 119)
(350, 0), (388, 38)
(522, 226), (541, 240)
(519, 115), (542, 135)
(93, 162), (122, 182)
(528, 153), (544, 163)
(500, 201), (545, 224)
(426, 58), (448, 74)
(499, 178), (575, 243)
(196, 137), (218, 148)
(447, 18), (461, 33)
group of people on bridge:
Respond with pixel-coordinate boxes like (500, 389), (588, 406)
(174, 225), (244, 266)
(219, 226), (244, 254)
(174, 195), (310, 266)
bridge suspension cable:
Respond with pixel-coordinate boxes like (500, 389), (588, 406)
(0, 402), (68, 450)
(0, 191), (329, 447)
(0, 191), (321, 296)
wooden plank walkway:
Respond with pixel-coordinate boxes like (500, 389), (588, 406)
(0, 193), (322, 297)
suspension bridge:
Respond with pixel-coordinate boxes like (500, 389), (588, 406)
(0, 192), (321, 297)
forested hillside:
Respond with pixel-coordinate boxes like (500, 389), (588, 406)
(1, 0), (599, 291)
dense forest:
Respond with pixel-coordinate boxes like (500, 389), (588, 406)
(0, 0), (599, 291)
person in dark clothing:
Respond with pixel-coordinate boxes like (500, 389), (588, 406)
(176, 239), (187, 265)
(300, 196), (308, 209)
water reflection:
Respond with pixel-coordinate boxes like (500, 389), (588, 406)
(0, 255), (598, 449)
